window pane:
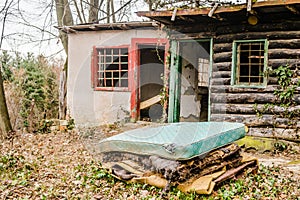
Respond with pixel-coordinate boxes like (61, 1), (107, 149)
(95, 47), (129, 88)
(236, 41), (265, 85)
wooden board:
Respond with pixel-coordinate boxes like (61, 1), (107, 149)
(140, 95), (161, 110)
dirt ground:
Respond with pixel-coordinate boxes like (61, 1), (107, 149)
(0, 122), (299, 199)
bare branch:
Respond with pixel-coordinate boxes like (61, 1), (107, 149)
(73, 0), (85, 24)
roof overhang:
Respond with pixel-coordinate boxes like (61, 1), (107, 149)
(136, 0), (300, 25)
(56, 21), (161, 34)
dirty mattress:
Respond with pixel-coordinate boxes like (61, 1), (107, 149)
(98, 122), (246, 160)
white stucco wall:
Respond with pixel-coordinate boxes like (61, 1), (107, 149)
(67, 28), (166, 127)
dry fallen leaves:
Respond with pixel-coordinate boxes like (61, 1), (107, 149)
(0, 129), (299, 199)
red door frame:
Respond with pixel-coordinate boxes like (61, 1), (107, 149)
(130, 38), (169, 121)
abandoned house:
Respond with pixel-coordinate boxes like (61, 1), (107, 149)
(63, 22), (168, 126)
(137, 0), (300, 141)
(62, 0), (299, 141)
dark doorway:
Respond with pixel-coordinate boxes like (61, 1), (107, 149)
(139, 45), (165, 121)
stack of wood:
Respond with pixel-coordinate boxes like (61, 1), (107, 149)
(101, 143), (258, 194)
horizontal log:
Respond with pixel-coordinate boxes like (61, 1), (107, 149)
(213, 62), (231, 71)
(212, 71), (231, 78)
(267, 77), (278, 85)
(211, 93), (300, 104)
(213, 43), (232, 53)
(210, 76), (297, 86)
(248, 128), (300, 142)
(216, 31), (300, 43)
(213, 52), (232, 63)
(268, 59), (300, 68)
(211, 78), (231, 85)
(269, 39), (300, 49)
(211, 103), (300, 115)
(211, 93), (276, 104)
(268, 49), (300, 59)
(214, 21), (300, 37)
(210, 85), (279, 93)
(210, 114), (300, 128)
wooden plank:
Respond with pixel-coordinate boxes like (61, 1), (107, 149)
(140, 95), (162, 110)
(137, 0), (300, 18)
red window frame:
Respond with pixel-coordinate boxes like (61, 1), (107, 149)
(91, 45), (130, 91)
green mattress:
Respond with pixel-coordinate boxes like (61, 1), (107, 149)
(98, 122), (246, 160)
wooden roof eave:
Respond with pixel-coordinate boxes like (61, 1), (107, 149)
(136, 0), (300, 19)
(55, 21), (160, 33)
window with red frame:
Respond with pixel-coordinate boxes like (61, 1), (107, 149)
(94, 47), (129, 89)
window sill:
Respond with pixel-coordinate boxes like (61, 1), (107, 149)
(93, 87), (130, 92)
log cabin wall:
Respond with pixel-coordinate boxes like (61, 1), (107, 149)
(209, 20), (300, 142)
(137, 1), (300, 141)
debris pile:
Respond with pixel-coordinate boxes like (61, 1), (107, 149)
(98, 122), (258, 194)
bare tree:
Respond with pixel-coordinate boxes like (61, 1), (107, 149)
(0, 0), (13, 138)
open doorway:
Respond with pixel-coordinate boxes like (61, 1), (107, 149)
(179, 40), (210, 122)
(139, 45), (165, 121)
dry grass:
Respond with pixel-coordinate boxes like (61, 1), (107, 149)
(0, 130), (299, 199)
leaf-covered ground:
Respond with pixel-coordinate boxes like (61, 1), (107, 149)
(0, 129), (299, 199)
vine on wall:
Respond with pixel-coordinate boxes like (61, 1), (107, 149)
(255, 64), (300, 129)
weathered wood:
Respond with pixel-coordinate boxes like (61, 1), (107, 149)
(267, 77), (279, 85)
(211, 85), (279, 93)
(0, 72), (12, 138)
(214, 160), (257, 184)
(214, 21), (300, 37)
(213, 52), (232, 63)
(174, 20), (300, 36)
(211, 93), (278, 104)
(211, 104), (300, 115)
(213, 43), (232, 53)
(268, 49), (300, 59)
(216, 31), (300, 43)
(213, 62), (231, 71)
(212, 92), (300, 103)
(268, 59), (300, 68)
(211, 78), (231, 85)
(248, 127), (300, 142)
(210, 114), (300, 128)
(140, 95), (161, 110)
(269, 39), (300, 49)
(212, 71), (231, 78)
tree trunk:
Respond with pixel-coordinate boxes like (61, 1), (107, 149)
(106, 0), (110, 23)
(55, 0), (74, 120)
(0, 71), (12, 138)
(89, 0), (99, 23)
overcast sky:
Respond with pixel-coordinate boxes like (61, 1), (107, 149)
(0, 0), (147, 59)
(1, 0), (246, 59)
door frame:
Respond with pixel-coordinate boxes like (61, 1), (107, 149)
(168, 38), (213, 122)
(130, 38), (169, 121)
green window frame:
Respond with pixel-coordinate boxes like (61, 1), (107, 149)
(231, 39), (268, 88)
